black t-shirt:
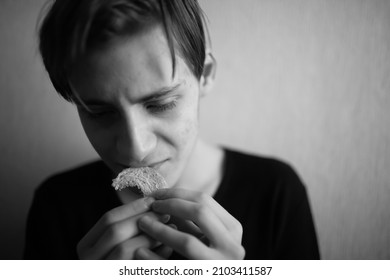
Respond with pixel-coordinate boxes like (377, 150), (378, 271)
(24, 148), (320, 259)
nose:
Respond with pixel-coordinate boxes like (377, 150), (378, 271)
(116, 109), (157, 164)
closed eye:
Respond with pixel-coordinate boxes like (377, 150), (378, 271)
(88, 110), (114, 118)
(145, 99), (178, 114)
(78, 105), (116, 119)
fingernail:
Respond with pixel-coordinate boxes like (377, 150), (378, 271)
(144, 197), (155, 207)
(168, 223), (177, 230)
(158, 214), (170, 223)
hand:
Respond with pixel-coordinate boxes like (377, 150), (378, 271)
(134, 232), (175, 260)
(137, 188), (245, 259)
(77, 197), (171, 259)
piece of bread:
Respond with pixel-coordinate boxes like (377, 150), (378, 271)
(112, 167), (167, 196)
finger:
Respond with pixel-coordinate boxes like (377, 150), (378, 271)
(153, 188), (236, 227)
(153, 188), (242, 241)
(152, 198), (233, 248)
(135, 245), (173, 260)
(79, 197), (155, 250)
(169, 216), (204, 239)
(135, 248), (162, 260)
(139, 215), (214, 259)
(105, 234), (159, 260)
(154, 224), (177, 259)
(155, 244), (174, 259)
(90, 212), (170, 259)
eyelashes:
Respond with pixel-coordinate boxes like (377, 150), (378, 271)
(82, 98), (179, 120)
(146, 100), (178, 114)
(83, 108), (115, 119)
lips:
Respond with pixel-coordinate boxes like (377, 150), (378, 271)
(117, 159), (167, 170)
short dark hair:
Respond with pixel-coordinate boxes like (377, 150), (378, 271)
(39, 0), (207, 102)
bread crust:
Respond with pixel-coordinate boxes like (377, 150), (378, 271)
(112, 167), (167, 196)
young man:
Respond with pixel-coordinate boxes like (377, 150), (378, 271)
(25, 0), (320, 259)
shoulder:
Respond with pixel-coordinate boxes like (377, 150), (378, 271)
(223, 148), (307, 202)
(224, 148), (302, 184)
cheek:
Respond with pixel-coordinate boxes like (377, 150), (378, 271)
(180, 117), (198, 141)
(175, 102), (199, 151)
(78, 114), (115, 159)
(175, 85), (200, 148)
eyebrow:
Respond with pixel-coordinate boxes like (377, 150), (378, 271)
(75, 82), (182, 108)
(138, 82), (182, 103)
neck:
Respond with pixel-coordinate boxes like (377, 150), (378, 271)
(176, 139), (224, 196)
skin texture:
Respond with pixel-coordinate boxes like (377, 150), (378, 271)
(69, 24), (244, 260)
(70, 25), (200, 189)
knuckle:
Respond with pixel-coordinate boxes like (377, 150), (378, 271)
(225, 243), (245, 259)
(233, 220), (244, 237)
(235, 245), (246, 259)
(193, 192), (213, 207)
(105, 223), (124, 241)
(112, 244), (130, 259)
(197, 193), (209, 204)
(193, 204), (208, 220)
(181, 236), (198, 256)
(101, 211), (115, 226)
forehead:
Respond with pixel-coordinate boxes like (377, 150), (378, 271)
(69, 25), (192, 100)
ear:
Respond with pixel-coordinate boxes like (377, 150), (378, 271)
(199, 51), (217, 97)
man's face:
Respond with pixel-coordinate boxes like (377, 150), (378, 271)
(69, 25), (201, 188)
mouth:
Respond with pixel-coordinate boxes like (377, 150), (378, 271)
(117, 159), (167, 171)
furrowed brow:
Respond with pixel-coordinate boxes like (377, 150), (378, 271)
(70, 82), (182, 110)
(139, 82), (182, 103)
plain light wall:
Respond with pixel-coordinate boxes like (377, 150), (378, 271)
(0, 0), (389, 259)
